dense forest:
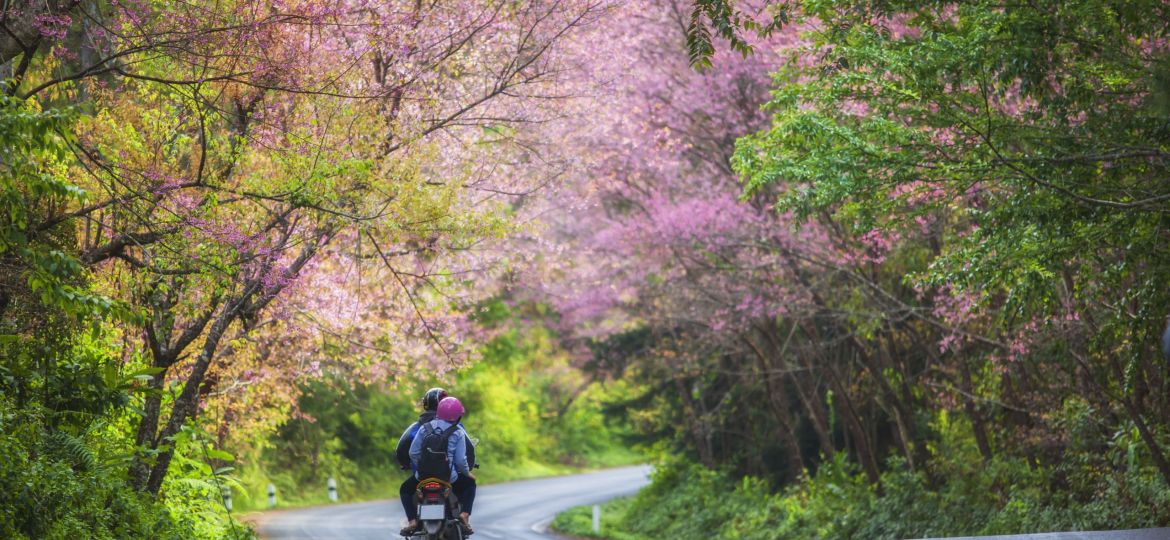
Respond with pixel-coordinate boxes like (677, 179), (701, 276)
(3, 0), (1170, 539)
(0, 0), (612, 537)
(554, 0), (1170, 538)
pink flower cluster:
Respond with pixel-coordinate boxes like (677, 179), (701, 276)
(33, 13), (71, 40)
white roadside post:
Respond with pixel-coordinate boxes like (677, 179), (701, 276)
(221, 485), (233, 511)
(592, 504), (601, 534)
(268, 483), (277, 508)
(327, 477), (338, 502)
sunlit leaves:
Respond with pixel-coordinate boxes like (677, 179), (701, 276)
(685, 0), (790, 68)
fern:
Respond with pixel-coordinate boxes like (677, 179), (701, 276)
(41, 430), (96, 473)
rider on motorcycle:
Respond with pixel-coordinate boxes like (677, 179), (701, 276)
(397, 389), (476, 536)
(409, 396), (477, 535)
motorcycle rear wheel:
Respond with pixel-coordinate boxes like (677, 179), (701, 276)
(442, 524), (464, 540)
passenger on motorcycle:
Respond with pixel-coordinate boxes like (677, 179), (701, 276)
(396, 389), (477, 536)
(410, 397), (477, 534)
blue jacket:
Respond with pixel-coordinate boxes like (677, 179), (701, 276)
(409, 419), (470, 483)
(396, 411), (436, 469)
(396, 412), (476, 473)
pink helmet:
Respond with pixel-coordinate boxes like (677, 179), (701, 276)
(436, 396), (465, 422)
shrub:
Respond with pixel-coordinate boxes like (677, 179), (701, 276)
(562, 453), (1170, 540)
(0, 415), (183, 539)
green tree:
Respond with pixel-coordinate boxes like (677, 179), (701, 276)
(0, 95), (198, 539)
(733, 0), (1170, 484)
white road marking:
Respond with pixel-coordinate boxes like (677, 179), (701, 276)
(529, 516), (554, 534)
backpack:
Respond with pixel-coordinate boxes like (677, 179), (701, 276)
(416, 422), (460, 480)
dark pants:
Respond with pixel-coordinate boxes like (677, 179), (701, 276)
(452, 474), (476, 515)
(400, 476), (420, 521)
(400, 474), (477, 521)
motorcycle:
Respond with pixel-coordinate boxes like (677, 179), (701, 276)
(408, 477), (466, 540)
(402, 434), (478, 539)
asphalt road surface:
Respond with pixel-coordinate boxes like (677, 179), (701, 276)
(254, 465), (652, 540)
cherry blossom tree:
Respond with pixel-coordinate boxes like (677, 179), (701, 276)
(7, 0), (607, 493)
(519, 0), (1019, 484)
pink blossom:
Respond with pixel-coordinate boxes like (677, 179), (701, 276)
(33, 13), (71, 40)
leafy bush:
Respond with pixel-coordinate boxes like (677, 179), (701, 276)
(0, 405), (180, 539)
(558, 453), (1170, 540)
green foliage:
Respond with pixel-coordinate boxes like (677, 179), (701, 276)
(560, 457), (1170, 540)
(563, 420), (1170, 539)
(581, 327), (808, 485)
(733, 0), (1170, 375)
(698, 0), (1170, 528)
(551, 496), (641, 540)
(247, 380), (406, 508)
(0, 400), (182, 540)
(0, 96), (135, 325)
(455, 321), (639, 470)
(238, 305), (642, 510)
(0, 98), (248, 539)
(685, 0), (789, 68)
(41, 431), (97, 472)
(0, 332), (250, 539)
(0, 399), (252, 539)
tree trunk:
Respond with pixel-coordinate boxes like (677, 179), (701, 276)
(143, 307), (235, 494)
(140, 232), (319, 494)
(742, 334), (806, 479)
(789, 354), (836, 457)
(960, 359), (993, 461)
(1119, 395), (1170, 486)
(129, 372), (167, 490)
(1100, 351), (1170, 486)
(849, 341), (917, 470)
(779, 249), (915, 470)
(674, 376), (715, 468)
(826, 360), (881, 483)
(759, 322), (838, 458)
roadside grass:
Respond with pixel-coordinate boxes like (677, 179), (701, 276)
(551, 497), (644, 540)
(552, 456), (1170, 540)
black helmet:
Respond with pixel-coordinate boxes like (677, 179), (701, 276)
(422, 387), (448, 411)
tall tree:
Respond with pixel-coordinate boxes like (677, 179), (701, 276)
(734, 0), (1170, 484)
(5, 0), (605, 493)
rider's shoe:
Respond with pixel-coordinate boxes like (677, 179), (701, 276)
(459, 516), (474, 536)
(399, 522), (420, 537)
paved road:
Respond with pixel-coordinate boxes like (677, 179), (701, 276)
(921, 531), (1170, 540)
(253, 465), (652, 540)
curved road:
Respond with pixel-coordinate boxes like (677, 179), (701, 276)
(254, 465), (651, 540)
